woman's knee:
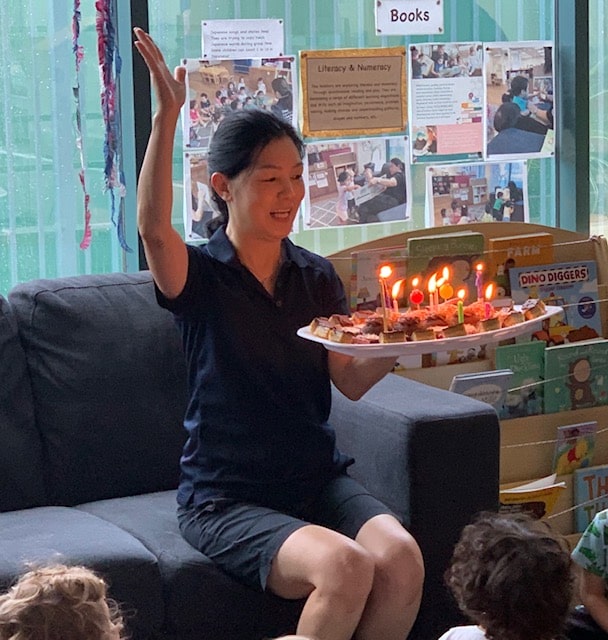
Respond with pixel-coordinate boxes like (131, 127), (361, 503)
(317, 539), (375, 601)
(373, 534), (425, 597)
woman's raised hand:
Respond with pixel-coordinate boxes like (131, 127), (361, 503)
(133, 27), (186, 117)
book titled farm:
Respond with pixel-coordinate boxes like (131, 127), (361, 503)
(573, 463), (608, 532)
(544, 338), (608, 414)
(406, 231), (485, 303)
(508, 260), (602, 344)
(487, 232), (554, 295)
(552, 420), (598, 475)
(350, 246), (407, 312)
(494, 340), (546, 419)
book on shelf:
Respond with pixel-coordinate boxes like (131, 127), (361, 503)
(494, 340), (546, 419)
(552, 420), (598, 475)
(406, 231), (485, 303)
(508, 260), (602, 345)
(499, 473), (566, 520)
(487, 232), (554, 296)
(573, 463), (608, 533)
(544, 338), (608, 414)
(350, 246), (407, 312)
(448, 368), (513, 411)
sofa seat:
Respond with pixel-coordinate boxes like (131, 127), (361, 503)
(77, 491), (304, 640)
(0, 506), (164, 638)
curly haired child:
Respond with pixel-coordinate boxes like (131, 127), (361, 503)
(0, 564), (125, 640)
(442, 511), (574, 640)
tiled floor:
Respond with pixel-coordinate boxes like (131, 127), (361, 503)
(307, 196), (359, 228)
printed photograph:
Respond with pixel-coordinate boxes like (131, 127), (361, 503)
(484, 41), (554, 159)
(303, 136), (410, 228)
(183, 56), (296, 150)
(425, 161), (528, 227)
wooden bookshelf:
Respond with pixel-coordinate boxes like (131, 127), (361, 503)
(327, 222), (608, 541)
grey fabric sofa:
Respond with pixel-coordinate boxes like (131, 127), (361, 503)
(0, 271), (500, 640)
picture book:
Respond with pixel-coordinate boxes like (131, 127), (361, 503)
(544, 338), (608, 414)
(350, 246), (407, 312)
(487, 232), (554, 295)
(494, 340), (546, 419)
(448, 368), (513, 411)
(573, 463), (608, 532)
(500, 473), (566, 520)
(406, 231), (485, 303)
(552, 420), (598, 475)
(508, 260), (602, 344)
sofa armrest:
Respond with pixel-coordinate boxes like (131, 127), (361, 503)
(330, 372), (500, 639)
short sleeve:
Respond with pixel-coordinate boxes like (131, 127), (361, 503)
(572, 509), (608, 578)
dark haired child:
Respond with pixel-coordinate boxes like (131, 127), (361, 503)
(442, 511), (574, 640)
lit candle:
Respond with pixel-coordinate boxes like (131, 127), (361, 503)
(378, 265), (393, 332)
(428, 273), (438, 312)
(484, 283), (494, 320)
(391, 278), (405, 314)
(409, 276), (424, 310)
(456, 288), (466, 324)
(475, 263), (484, 301)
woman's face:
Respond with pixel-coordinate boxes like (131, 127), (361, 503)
(222, 136), (305, 242)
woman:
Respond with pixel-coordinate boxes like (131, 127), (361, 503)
(133, 28), (423, 640)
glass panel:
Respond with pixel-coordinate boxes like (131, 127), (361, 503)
(589, 0), (608, 237)
(0, 0), (135, 295)
(146, 0), (555, 257)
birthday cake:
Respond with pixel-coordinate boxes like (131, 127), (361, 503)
(308, 299), (545, 345)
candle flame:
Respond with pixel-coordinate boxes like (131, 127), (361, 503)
(475, 262), (484, 273)
(441, 266), (450, 280)
(411, 276), (420, 288)
(428, 273), (437, 293)
(391, 278), (405, 299)
(379, 264), (393, 279)
(484, 283), (494, 300)
(457, 288), (466, 301)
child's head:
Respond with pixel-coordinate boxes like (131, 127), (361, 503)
(445, 512), (573, 640)
(510, 75), (529, 98)
(0, 565), (124, 640)
(337, 171), (351, 185)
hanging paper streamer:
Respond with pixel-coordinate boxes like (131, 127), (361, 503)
(72, 0), (92, 249)
(96, 0), (131, 252)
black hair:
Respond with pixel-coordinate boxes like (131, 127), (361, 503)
(271, 76), (291, 96)
(205, 109), (304, 235)
(337, 171), (349, 184)
(390, 157), (404, 172)
(493, 102), (521, 132)
(510, 75), (529, 95)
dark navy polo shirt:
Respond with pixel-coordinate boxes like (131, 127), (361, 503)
(156, 227), (353, 510)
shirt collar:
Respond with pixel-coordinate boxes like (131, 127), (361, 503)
(206, 224), (309, 269)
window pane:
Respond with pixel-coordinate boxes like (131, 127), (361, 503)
(589, 0), (608, 237)
(0, 0), (135, 295)
(147, 0), (555, 257)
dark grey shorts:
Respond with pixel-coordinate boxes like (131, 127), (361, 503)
(177, 474), (397, 591)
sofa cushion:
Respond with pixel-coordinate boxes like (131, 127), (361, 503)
(0, 506), (164, 640)
(77, 491), (304, 640)
(8, 272), (188, 506)
(0, 295), (46, 512)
